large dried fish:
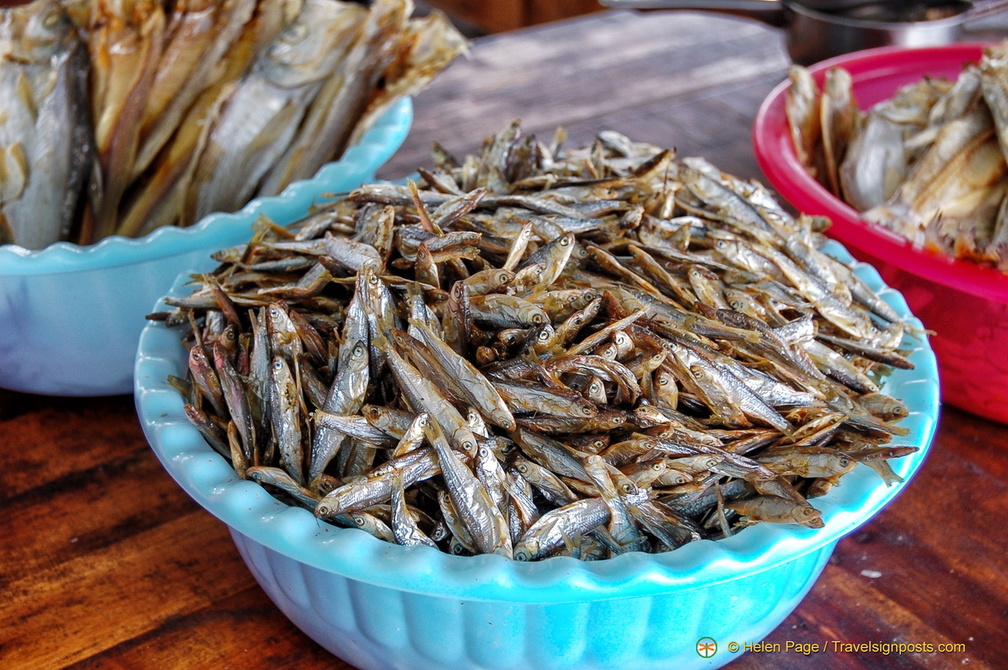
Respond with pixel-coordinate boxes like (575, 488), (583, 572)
(1, 0), (465, 246)
(81, 0), (167, 242)
(789, 42), (1008, 270)
(131, 0), (259, 178)
(0, 0), (93, 249)
(183, 0), (368, 224)
(256, 0), (403, 196)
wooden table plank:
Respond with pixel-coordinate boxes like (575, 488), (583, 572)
(381, 11), (789, 183)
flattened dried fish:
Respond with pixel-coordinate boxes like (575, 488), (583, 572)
(2, 0), (465, 245)
(0, 0), (93, 249)
(789, 45), (1008, 270)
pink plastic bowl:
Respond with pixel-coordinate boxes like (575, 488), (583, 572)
(754, 43), (1008, 424)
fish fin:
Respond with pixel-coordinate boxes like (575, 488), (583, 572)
(0, 144), (29, 202)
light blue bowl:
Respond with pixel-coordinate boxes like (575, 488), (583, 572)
(135, 240), (940, 670)
(0, 97), (412, 397)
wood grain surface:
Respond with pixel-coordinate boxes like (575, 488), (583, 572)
(2, 10), (1006, 670)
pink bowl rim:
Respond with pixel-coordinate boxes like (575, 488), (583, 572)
(753, 42), (1008, 305)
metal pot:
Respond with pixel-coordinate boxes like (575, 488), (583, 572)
(601, 1), (1008, 64)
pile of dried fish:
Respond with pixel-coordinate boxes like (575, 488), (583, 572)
(786, 42), (1008, 270)
(0, 0), (466, 249)
(156, 122), (919, 561)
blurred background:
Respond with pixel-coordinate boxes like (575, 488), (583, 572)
(416, 1), (1008, 43)
(416, 0), (602, 35)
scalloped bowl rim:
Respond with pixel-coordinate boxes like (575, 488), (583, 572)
(753, 42), (1008, 305)
(135, 241), (939, 605)
(0, 97), (413, 276)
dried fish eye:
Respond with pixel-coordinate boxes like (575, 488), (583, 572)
(42, 9), (62, 29)
(498, 330), (523, 346)
(598, 344), (617, 360)
(580, 403), (595, 416)
(281, 22), (309, 44)
(430, 524), (449, 542)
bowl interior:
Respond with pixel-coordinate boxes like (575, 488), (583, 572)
(752, 43), (1008, 305)
(134, 241), (940, 604)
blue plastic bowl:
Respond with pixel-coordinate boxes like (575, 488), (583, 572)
(135, 240), (940, 670)
(0, 97), (412, 397)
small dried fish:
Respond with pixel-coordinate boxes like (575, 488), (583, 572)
(161, 122), (918, 561)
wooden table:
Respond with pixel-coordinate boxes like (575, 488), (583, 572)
(3, 10), (1007, 670)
